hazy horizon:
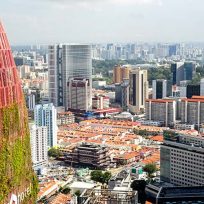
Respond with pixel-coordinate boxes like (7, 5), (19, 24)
(1, 0), (204, 45)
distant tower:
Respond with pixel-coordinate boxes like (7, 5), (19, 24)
(0, 21), (38, 203)
(34, 103), (57, 147)
(129, 68), (148, 113)
(48, 44), (92, 110)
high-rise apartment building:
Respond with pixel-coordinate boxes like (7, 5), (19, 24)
(180, 96), (204, 127)
(34, 103), (57, 147)
(0, 21), (38, 203)
(171, 62), (184, 85)
(68, 78), (91, 111)
(161, 130), (204, 186)
(30, 125), (48, 174)
(129, 68), (148, 113)
(152, 79), (172, 99)
(113, 65), (131, 83)
(145, 99), (176, 126)
(48, 44), (92, 110)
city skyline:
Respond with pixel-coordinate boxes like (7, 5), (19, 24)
(1, 0), (204, 44)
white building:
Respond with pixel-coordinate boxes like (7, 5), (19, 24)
(30, 124), (48, 174)
(34, 103), (57, 147)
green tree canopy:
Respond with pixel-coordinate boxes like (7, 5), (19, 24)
(90, 170), (112, 184)
(143, 163), (157, 178)
(48, 147), (62, 158)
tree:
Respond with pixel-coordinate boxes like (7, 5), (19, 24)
(61, 187), (71, 194)
(90, 170), (112, 184)
(75, 190), (81, 197)
(102, 171), (112, 184)
(131, 180), (147, 204)
(143, 163), (157, 179)
(48, 147), (62, 158)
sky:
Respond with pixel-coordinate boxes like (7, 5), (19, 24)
(1, 0), (204, 44)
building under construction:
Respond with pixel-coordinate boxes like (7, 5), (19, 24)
(78, 189), (138, 204)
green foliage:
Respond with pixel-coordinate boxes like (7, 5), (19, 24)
(143, 163), (157, 178)
(61, 187), (71, 194)
(75, 190), (81, 197)
(131, 180), (147, 204)
(0, 103), (38, 203)
(90, 170), (112, 184)
(48, 147), (62, 158)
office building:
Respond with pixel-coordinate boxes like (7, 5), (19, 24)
(113, 65), (131, 83)
(161, 130), (204, 186)
(30, 125), (48, 174)
(34, 103), (57, 147)
(156, 186), (204, 204)
(121, 79), (130, 110)
(68, 78), (91, 111)
(171, 62), (184, 85)
(179, 80), (189, 97)
(115, 83), (122, 103)
(27, 94), (36, 110)
(64, 143), (110, 169)
(145, 99), (176, 126)
(129, 68), (148, 113)
(48, 44), (92, 110)
(184, 62), (196, 81)
(92, 95), (110, 109)
(186, 84), (200, 98)
(152, 79), (172, 99)
(0, 21), (38, 203)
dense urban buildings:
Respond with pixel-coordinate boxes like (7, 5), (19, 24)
(48, 44), (92, 111)
(0, 22), (38, 203)
(34, 103), (57, 147)
(129, 68), (148, 113)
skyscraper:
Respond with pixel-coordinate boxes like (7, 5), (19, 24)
(34, 103), (57, 147)
(48, 44), (92, 110)
(152, 79), (172, 99)
(171, 62), (184, 85)
(129, 68), (148, 113)
(0, 22), (38, 203)
(184, 62), (196, 81)
(30, 125), (48, 174)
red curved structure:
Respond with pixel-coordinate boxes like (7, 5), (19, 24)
(0, 21), (38, 203)
(0, 21), (22, 107)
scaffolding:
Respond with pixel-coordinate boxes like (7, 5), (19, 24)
(78, 189), (138, 204)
